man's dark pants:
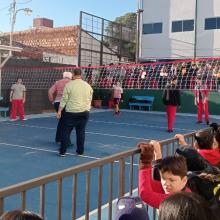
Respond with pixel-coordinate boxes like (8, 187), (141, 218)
(54, 102), (63, 142)
(60, 111), (89, 155)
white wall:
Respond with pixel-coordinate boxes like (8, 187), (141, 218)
(141, 0), (220, 60)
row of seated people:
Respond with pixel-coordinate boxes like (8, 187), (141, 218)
(84, 62), (220, 90)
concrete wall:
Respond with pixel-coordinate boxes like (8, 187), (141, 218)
(141, 0), (219, 59)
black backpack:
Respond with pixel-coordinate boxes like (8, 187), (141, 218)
(187, 172), (220, 215)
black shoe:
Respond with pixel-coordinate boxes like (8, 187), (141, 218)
(167, 129), (173, 133)
(58, 153), (66, 157)
(206, 120), (209, 125)
(76, 151), (83, 155)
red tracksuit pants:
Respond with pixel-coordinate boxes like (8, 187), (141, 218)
(10, 99), (25, 120)
(166, 105), (177, 130)
(197, 100), (209, 122)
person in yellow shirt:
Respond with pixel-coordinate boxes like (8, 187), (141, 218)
(57, 69), (93, 156)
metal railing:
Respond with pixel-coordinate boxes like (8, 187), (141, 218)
(0, 130), (204, 220)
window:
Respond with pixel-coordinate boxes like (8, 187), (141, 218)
(205, 17), (220, 30)
(172, 21), (182, 32)
(154, 23), (163, 33)
(183, 20), (194, 31)
(143, 22), (162, 34)
(143, 24), (153, 34)
(205, 18), (216, 30)
(172, 19), (194, 32)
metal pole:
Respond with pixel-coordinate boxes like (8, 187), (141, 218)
(10, 0), (16, 55)
(136, 0), (143, 63)
(78, 11), (82, 67)
(194, 0), (198, 61)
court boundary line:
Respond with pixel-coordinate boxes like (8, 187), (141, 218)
(1, 109), (220, 122)
(0, 122), (152, 140)
(0, 142), (101, 160)
(0, 142), (139, 167)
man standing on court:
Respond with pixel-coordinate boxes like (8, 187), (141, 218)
(48, 71), (73, 144)
(194, 75), (209, 125)
(113, 82), (123, 115)
(10, 78), (26, 121)
(162, 75), (181, 132)
(57, 69), (93, 156)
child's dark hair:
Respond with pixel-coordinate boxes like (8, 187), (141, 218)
(159, 192), (218, 220)
(0, 210), (43, 220)
(159, 155), (187, 178)
(194, 130), (214, 150)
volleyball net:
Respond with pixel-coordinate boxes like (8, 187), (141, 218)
(2, 57), (220, 91)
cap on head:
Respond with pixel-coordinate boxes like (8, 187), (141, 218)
(63, 71), (73, 79)
(115, 196), (149, 220)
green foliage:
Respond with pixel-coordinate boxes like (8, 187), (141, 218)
(103, 13), (136, 61)
(115, 13), (137, 30)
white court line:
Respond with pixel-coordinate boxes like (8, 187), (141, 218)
(76, 188), (138, 220)
(0, 142), (101, 160)
(89, 119), (194, 131)
(0, 142), (139, 166)
(1, 122), (151, 140)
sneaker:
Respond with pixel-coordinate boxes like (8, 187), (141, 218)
(167, 129), (173, 133)
(10, 119), (17, 121)
(76, 151), (84, 155)
(59, 153), (66, 157)
(21, 118), (27, 121)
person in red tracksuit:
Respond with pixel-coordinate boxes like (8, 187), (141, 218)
(10, 78), (26, 121)
(194, 76), (209, 125)
(162, 76), (181, 132)
(138, 141), (190, 209)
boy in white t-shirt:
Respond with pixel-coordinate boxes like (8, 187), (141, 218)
(113, 82), (123, 115)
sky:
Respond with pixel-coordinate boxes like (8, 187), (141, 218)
(0, 0), (137, 32)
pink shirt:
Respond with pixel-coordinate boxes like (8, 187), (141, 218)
(113, 85), (123, 98)
(48, 78), (71, 102)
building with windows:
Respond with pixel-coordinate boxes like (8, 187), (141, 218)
(140, 0), (220, 60)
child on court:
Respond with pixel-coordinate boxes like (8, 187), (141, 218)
(113, 82), (123, 115)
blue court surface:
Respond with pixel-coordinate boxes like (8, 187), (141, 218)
(0, 109), (219, 219)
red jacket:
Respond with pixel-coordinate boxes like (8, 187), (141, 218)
(198, 148), (220, 166)
(139, 167), (191, 209)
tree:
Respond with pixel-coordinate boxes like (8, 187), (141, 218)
(103, 13), (136, 61)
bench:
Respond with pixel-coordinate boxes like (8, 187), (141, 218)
(0, 107), (9, 118)
(128, 95), (155, 111)
(0, 96), (9, 118)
